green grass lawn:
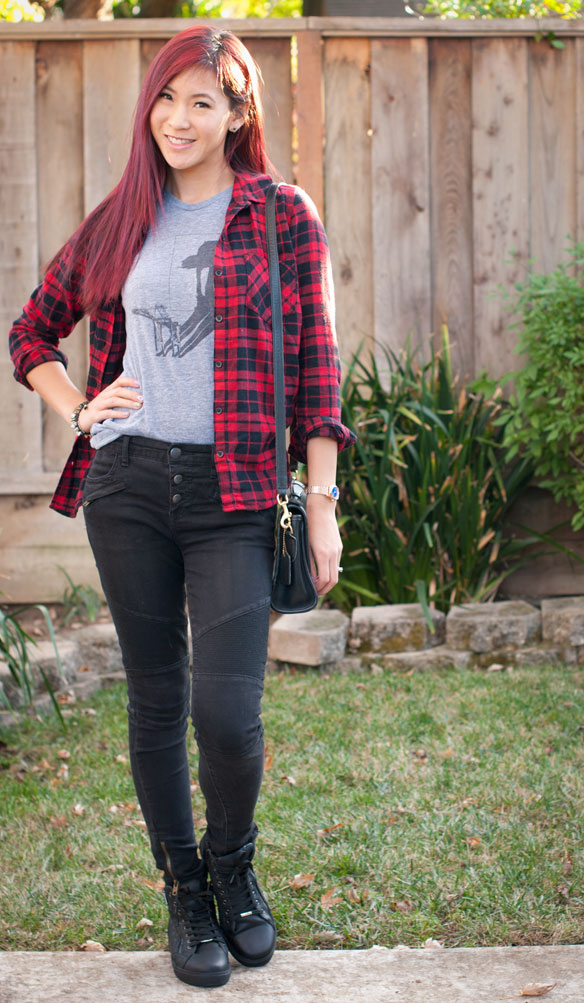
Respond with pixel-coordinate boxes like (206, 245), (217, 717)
(1, 663), (583, 952)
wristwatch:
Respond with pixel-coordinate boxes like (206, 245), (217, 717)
(306, 485), (340, 501)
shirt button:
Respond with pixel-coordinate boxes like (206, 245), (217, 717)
(173, 473), (183, 485)
(215, 268), (223, 277)
(169, 446), (181, 459)
(216, 450), (224, 459)
(215, 314), (223, 323)
(215, 360), (223, 369)
(215, 406), (223, 415)
(172, 493), (182, 504)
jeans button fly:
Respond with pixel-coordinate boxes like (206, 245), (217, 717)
(169, 447), (181, 459)
(173, 473), (183, 485)
(172, 493), (182, 504)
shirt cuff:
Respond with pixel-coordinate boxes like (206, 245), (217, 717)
(289, 416), (356, 464)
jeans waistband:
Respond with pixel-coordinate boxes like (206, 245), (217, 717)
(100, 435), (215, 467)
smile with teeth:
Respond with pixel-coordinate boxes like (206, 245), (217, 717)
(165, 135), (195, 147)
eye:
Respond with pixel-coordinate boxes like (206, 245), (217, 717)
(194, 100), (210, 109)
(159, 90), (173, 101)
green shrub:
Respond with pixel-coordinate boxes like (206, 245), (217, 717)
(501, 241), (584, 531)
(332, 330), (543, 616)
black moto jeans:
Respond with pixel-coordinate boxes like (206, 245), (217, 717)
(82, 435), (275, 884)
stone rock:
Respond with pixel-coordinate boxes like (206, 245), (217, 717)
(32, 639), (81, 689)
(361, 646), (471, 672)
(541, 597), (584, 647)
(471, 644), (576, 668)
(351, 604), (445, 653)
(74, 622), (122, 675)
(446, 601), (540, 653)
(268, 609), (349, 666)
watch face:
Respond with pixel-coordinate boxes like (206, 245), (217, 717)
(330, 486), (340, 501)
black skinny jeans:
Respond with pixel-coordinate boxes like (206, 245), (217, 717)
(82, 435), (275, 883)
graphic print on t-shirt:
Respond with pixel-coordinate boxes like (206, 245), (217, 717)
(132, 238), (216, 358)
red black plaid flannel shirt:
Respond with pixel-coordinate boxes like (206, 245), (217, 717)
(9, 172), (355, 517)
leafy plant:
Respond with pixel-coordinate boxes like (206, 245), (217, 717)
(0, 604), (65, 726)
(414, 0), (581, 19)
(59, 568), (102, 627)
(499, 241), (584, 531)
(332, 329), (561, 617)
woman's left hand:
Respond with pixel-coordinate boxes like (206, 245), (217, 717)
(306, 495), (343, 596)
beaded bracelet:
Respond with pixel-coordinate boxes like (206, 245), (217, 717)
(70, 400), (91, 439)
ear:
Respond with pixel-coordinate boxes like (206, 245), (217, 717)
(228, 107), (246, 133)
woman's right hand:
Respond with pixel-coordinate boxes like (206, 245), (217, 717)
(77, 375), (142, 434)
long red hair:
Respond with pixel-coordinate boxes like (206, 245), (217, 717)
(58, 27), (269, 312)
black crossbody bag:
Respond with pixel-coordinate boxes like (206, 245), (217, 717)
(266, 183), (318, 615)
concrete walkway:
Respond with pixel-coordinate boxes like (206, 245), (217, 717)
(1, 946), (583, 1003)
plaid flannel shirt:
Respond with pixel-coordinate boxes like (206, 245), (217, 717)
(9, 172), (355, 518)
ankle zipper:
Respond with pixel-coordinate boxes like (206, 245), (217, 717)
(161, 840), (179, 896)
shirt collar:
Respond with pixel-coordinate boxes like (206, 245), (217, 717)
(231, 171), (275, 207)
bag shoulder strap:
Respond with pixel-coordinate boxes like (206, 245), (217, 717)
(265, 182), (288, 497)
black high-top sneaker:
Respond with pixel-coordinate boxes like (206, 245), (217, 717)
(200, 836), (277, 968)
(164, 871), (231, 988)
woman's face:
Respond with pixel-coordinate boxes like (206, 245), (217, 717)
(150, 65), (243, 188)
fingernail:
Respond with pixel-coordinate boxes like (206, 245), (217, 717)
(137, 395), (144, 402)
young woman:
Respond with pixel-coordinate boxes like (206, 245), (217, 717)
(9, 26), (354, 990)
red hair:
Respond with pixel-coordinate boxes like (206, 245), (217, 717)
(57, 27), (270, 312)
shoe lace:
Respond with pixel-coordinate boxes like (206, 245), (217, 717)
(224, 859), (261, 918)
(178, 887), (221, 947)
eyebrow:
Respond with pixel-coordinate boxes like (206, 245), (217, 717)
(163, 85), (215, 102)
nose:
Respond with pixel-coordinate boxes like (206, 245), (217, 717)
(167, 103), (190, 131)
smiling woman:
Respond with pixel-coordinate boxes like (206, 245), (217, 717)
(149, 69), (246, 203)
(8, 22), (355, 993)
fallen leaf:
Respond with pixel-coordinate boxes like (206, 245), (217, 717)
(51, 814), (67, 829)
(280, 775), (296, 785)
(422, 938), (443, 949)
(57, 764), (69, 781)
(264, 747), (273, 770)
(73, 804), (85, 816)
(347, 887), (360, 903)
(413, 748), (428, 760)
(77, 665), (90, 673)
(441, 747), (454, 758)
(557, 882), (571, 901)
(314, 932), (343, 943)
(115, 755), (127, 765)
(501, 984), (558, 999)
(57, 690), (76, 706)
(290, 872), (315, 889)
(136, 917), (153, 930)
(392, 899), (412, 913)
(80, 940), (106, 953)
(190, 783), (199, 794)
(487, 663), (505, 673)
(141, 878), (165, 892)
(317, 822), (343, 838)
(563, 854), (573, 874)
(39, 758), (54, 771)
(320, 888), (341, 909)
(467, 836), (481, 848)
(136, 936), (153, 949)
(57, 749), (71, 760)
(355, 682), (367, 690)
(81, 708), (97, 717)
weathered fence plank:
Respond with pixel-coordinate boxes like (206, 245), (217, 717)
(529, 38), (577, 274)
(471, 37), (529, 381)
(296, 29), (324, 218)
(429, 38), (474, 380)
(0, 41), (42, 480)
(323, 36), (373, 369)
(37, 41), (88, 473)
(83, 40), (141, 214)
(371, 37), (431, 361)
(244, 37), (293, 182)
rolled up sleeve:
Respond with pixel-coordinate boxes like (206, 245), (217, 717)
(9, 243), (84, 390)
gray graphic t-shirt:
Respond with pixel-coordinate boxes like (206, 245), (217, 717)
(90, 185), (233, 449)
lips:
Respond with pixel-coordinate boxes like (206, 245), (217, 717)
(165, 135), (195, 148)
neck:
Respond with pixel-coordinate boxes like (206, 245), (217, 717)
(167, 161), (235, 205)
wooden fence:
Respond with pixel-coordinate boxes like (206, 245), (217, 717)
(2, 16), (584, 601)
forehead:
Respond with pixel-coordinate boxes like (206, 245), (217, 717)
(164, 65), (224, 99)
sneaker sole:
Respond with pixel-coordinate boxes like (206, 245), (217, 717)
(172, 960), (231, 988)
